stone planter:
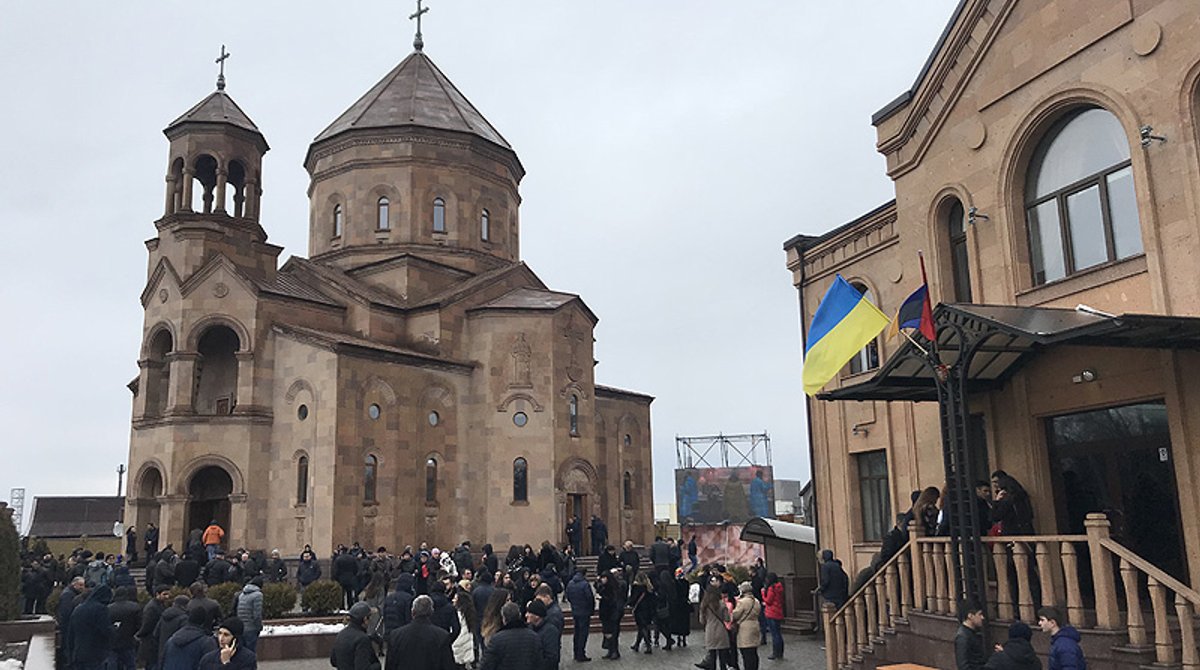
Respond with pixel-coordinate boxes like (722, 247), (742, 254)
(0, 615), (55, 644)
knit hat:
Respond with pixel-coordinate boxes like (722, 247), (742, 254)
(527, 599), (548, 618)
(1009, 621), (1033, 641)
(219, 617), (244, 639)
(348, 602), (373, 623)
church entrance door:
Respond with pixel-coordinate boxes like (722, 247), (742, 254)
(186, 466), (233, 547)
(568, 494), (587, 554)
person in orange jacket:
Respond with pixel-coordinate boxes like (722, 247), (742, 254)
(202, 521), (225, 562)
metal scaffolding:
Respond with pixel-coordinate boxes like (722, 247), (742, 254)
(9, 488), (25, 531)
(675, 432), (772, 469)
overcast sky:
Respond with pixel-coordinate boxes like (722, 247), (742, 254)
(0, 1), (958, 528)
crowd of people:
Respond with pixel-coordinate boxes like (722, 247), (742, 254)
(22, 518), (787, 670)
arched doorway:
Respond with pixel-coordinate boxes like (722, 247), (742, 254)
(186, 466), (233, 545)
(558, 460), (598, 555)
(134, 466), (163, 546)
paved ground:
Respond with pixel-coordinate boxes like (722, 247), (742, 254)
(260, 631), (825, 669)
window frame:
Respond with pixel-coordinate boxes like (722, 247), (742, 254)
(847, 282), (880, 375)
(568, 394), (579, 436)
(856, 450), (891, 542)
(513, 457), (528, 502)
(946, 199), (973, 303)
(622, 471), (634, 509)
(296, 455), (309, 505)
(377, 197), (390, 231)
(363, 454), (378, 504)
(332, 204), (343, 238)
(433, 197), (446, 233)
(481, 209), (490, 242)
(425, 457), (438, 503)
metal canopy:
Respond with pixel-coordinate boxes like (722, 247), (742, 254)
(819, 303), (1200, 402)
(740, 517), (817, 545)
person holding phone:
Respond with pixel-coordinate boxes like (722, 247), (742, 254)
(198, 617), (257, 669)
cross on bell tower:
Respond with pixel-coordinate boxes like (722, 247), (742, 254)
(215, 45), (231, 90)
(410, 0), (430, 51)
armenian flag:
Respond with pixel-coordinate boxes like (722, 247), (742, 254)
(886, 283), (936, 341)
(802, 275), (890, 395)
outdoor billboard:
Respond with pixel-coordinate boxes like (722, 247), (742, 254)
(675, 466), (775, 524)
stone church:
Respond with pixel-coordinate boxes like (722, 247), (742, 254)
(123, 42), (654, 556)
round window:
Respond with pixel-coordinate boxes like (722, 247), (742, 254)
(513, 411), (528, 427)
(368, 404), (381, 420)
(297, 404), (309, 421)
(428, 411), (440, 427)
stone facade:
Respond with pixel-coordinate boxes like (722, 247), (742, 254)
(785, 0), (1200, 578)
(124, 50), (653, 555)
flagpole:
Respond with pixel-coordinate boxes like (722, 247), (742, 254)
(918, 250), (939, 357)
(898, 326), (930, 358)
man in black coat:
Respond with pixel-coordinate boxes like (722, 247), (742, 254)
(331, 602), (381, 670)
(174, 555), (200, 591)
(565, 569), (595, 662)
(163, 606), (220, 670)
(108, 585), (143, 670)
(525, 599), (560, 670)
(649, 537), (671, 571)
(203, 551), (231, 586)
(589, 516), (608, 556)
(817, 549), (850, 610)
(68, 583), (113, 670)
(471, 570), (496, 634)
(57, 577), (87, 667)
(382, 573), (416, 635)
(481, 602), (542, 670)
(334, 547), (361, 610)
(565, 516), (582, 556)
(187, 583), (222, 632)
(619, 540), (641, 579)
(985, 621), (1041, 670)
(137, 584), (173, 670)
(155, 596), (191, 667)
(265, 549), (288, 583)
(428, 582), (461, 638)
(385, 595), (455, 670)
(597, 545), (620, 575)
(955, 602), (987, 670)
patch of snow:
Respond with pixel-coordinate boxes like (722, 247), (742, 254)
(0, 658), (24, 670)
(260, 622), (343, 637)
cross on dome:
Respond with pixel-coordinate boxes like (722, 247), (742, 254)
(409, 0), (430, 52)
(215, 45), (231, 90)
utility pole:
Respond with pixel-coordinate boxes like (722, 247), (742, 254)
(117, 464), (126, 496)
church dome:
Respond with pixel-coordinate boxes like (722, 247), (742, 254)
(304, 50), (523, 271)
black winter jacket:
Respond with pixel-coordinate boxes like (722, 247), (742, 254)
(384, 617), (455, 670)
(136, 598), (167, 666)
(108, 588), (143, 651)
(955, 624), (987, 670)
(156, 605), (189, 663)
(198, 645), (258, 670)
(382, 575), (415, 633)
(68, 584), (113, 665)
(330, 621), (381, 670)
(985, 638), (1042, 670)
(480, 620), (542, 670)
(163, 624), (220, 670)
(565, 574), (595, 616)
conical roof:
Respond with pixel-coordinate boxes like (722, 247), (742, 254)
(165, 89), (263, 138)
(313, 51), (510, 149)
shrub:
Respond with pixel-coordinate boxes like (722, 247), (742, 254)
(137, 589), (150, 606)
(46, 586), (64, 618)
(301, 580), (342, 616)
(169, 585), (191, 601)
(207, 582), (242, 618)
(0, 512), (19, 621)
(262, 582), (298, 620)
(727, 564), (751, 585)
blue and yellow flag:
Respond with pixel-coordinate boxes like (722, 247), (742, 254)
(802, 275), (890, 395)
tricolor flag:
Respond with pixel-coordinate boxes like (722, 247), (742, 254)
(886, 283), (936, 341)
(802, 275), (890, 395)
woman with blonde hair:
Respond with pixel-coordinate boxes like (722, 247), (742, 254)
(479, 586), (511, 645)
(699, 577), (732, 669)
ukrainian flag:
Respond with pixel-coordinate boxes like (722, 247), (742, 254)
(802, 275), (890, 395)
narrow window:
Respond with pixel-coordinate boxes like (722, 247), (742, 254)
(569, 394), (579, 435)
(364, 455), (377, 504)
(425, 457), (438, 503)
(433, 197), (446, 233)
(377, 197), (390, 230)
(481, 209), (490, 241)
(333, 204), (343, 237)
(623, 472), (633, 508)
(296, 456), (309, 505)
(947, 200), (972, 302)
(848, 282), (880, 374)
(513, 457), (528, 502)
(857, 450), (891, 542)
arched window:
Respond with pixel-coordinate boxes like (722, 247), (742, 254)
(296, 456), (309, 505)
(513, 457), (528, 502)
(145, 329), (173, 416)
(425, 457), (438, 503)
(364, 455), (377, 504)
(848, 282), (880, 374)
(377, 197), (390, 230)
(433, 197), (446, 233)
(333, 204), (343, 237)
(623, 472), (633, 508)
(569, 395), (579, 435)
(481, 209), (490, 241)
(194, 325), (239, 415)
(1025, 107), (1141, 285)
(946, 199), (972, 302)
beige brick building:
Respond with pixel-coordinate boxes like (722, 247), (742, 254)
(787, 0), (1200, 590)
(124, 47), (653, 555)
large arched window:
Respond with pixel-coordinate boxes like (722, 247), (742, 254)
(481, 209), (490, 241)
(433, 197), (446, 233)
(333, 204), (343, 237)
(568, 395), (579, 436)
(194, 325), (239, 415)
(946, 199), (972, 302)
(364, 455), (377, 504)
(513, 457), (528, 502)
(377, 197), (390, 230)
(296, 456), (309, 505)
(848, 282), (880, 375)
(1025, 107), (1141, 285)
(425, 457), (438, 503)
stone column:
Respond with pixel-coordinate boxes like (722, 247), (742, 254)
(229, 493), (248, 550)
(166, 352), (197, 415)
(233, 352), (255, 414)
(214, 168), (228, 214)
(159, 494), (188, 547)
(164, 175), (177, 216)
(180, 169), (195, 213)
(245, 179), (259, 221)
(1086, 513), (1119, 629)
(132, 359), (152, 418)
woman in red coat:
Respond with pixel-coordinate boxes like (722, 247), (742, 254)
(761, 573), (785, 660)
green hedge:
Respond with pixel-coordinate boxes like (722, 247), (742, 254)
(0, 513), (19, 621)
(262, 582), (298, 619)
(45, 586), (64, 619)
(207, 582), (242, 619)
(301, 580), (342, 616)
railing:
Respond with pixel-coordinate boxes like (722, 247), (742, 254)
(821, 513), (1200, 670)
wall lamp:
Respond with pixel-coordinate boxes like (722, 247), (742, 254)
(1072, 369), (1098, 384)
(1140, 125), (1167, 147)
(967, 206), (989, 226)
